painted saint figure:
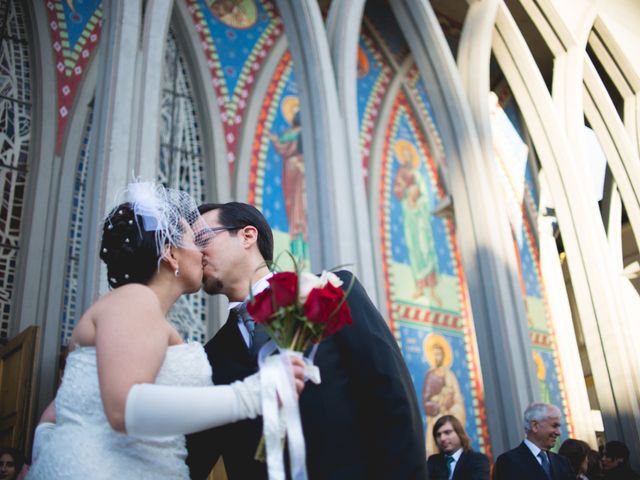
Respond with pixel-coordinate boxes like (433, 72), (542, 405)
(422, 334), (466, 455)
(269, 96), (308, 259)
(393, 139), (442, 305)
(207, 0), (257, 29)
(533, 350), (552, 404)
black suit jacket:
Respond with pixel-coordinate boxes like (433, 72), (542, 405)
(427, 450), (489, 480)
(493, 442), (574, 480)
(186, 271), (428, 479)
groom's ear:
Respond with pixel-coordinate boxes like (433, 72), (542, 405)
(239, 225), (258, 248)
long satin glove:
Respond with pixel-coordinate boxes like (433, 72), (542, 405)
(124, 372), (261, 437)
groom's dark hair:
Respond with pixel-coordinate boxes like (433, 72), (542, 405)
(198, 202), (274, 262)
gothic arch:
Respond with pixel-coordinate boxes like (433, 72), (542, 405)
(492, 1), (640, 452)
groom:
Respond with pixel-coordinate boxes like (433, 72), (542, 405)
(186, 202), (427, 479)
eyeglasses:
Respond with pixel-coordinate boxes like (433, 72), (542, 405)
(195, 225), (242, 247)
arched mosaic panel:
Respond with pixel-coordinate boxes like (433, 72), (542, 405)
(0, 0), (31, 340)
(489, 87), (574, 438)
(60, 104), (94, 345)
(160, 29), (208, 343)
(185, 0), (284, 178)
(357, 29), (392, 180)
(378, 92), (489, 454)
(45, 0), (102, 154)
(248, 52), (310, 266)
(360, 8), (489, 454)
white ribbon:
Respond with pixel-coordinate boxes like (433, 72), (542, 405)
(257, 342), (321, 480)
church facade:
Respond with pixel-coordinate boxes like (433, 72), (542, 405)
(4, 0), (640, 465)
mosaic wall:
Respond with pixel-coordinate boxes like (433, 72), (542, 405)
(249, 53), (311, 265)
(186, 0), (283, 179)
(45, 0), (102, 154)
(361, 7), (490, 454)
(187, 0), (309, 267)
(491, 85), (574, 438)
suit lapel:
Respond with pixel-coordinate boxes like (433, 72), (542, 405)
(208, 311), (256, 386)
(452, 451), (465, 479)
(431, 454), (449, 479)
(515, 443), (548, 479)
(224, 310), (252, 358)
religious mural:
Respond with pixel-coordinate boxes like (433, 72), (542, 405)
(380, 93), (488, 454)
(248, 53), (310, 266)
(187, 0), (283, 178)
(45, 0), (102, 154)
(490, 85), (574, 439)
(356, 31), (392, 179)
(361, 7), (489, 455)
(189, 0), (309, 265)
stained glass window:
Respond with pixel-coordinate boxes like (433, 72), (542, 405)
(60, 103), (94, 345)
(160, 29), (208, 342)
(0, 0), (31, 340)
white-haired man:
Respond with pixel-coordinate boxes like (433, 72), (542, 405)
(494, 403), (574, 480)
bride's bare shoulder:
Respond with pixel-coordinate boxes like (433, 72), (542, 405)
(92, 284), (162, 315)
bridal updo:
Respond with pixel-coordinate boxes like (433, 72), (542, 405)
(99, 182), (205, 289)
(100, 204), (161, 288)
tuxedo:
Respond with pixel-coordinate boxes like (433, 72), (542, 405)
(186, 271), (427, 479)
(493, 442), (574, 480)
(427, 450), (489, 480)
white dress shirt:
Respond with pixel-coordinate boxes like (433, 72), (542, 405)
(228, 272), (273, 347)
(524, 438), (546, 467)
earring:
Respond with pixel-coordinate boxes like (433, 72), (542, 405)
(175, 269), (180, 277)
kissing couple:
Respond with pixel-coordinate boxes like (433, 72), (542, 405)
(28, 181), (428, 480)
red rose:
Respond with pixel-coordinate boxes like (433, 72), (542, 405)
(246, 289), (276, 324)
(325, 298), (352, 337)
(247, 271), (298, 324)
(303, 283), (352, 337)
(267, 271), (298, 307)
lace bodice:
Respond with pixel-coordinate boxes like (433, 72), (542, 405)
(28, 343), (212, 479)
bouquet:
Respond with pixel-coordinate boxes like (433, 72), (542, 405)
(246, 262), (354, 477)
(247, 269), (353, 352)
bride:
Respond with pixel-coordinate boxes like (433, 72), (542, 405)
(27, 182), (304, 479)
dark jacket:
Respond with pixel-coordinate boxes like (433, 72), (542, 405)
(186, 271), (428, 479)
(494, 442), (574, 480)
(427, 449), (490, 479)
(603, 464), (640, 480)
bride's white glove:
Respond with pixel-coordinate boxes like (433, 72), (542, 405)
(124, 372), (261, 437)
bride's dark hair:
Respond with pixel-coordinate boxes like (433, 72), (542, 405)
(99, 182), (204, 289)
(99, 203), (163, 288)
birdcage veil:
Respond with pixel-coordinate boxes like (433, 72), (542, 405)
(108, 181), (206, 261)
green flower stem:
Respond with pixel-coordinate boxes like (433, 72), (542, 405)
(254, 436), (266, 462)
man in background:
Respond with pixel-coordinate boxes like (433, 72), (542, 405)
(494, 402), (574, 480)
(427, 415), (489, 480)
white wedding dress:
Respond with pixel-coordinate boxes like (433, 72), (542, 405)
(28, 343), (212, 479)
